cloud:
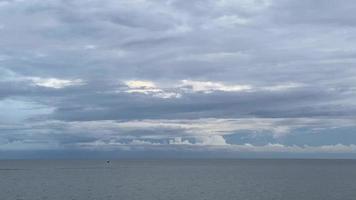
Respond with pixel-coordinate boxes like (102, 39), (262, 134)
(125, 80), (157, 90)
(231, 143), (356, 154)
(196, 135), (228, 145)
(179, 80), (252, 93)
(169, 137), (192, 145)
(261, 83), (305, 91)
(227, 143), (356, 154)
(0, 0), (356, 157)
(2, 117), (355, 150)
(121, 79), (303, 99)
(123, 80), (181, 98)
(28, 139), (356, 154)
(29, 77), (84, 89)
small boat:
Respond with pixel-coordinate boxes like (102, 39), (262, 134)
(106, 160), (110, 164)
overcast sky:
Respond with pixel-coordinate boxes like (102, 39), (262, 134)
(1, 0), (356, 158)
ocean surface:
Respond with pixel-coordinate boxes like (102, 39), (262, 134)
(1, 159), (356, 200)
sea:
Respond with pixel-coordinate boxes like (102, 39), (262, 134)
(1, 159), (356, 200)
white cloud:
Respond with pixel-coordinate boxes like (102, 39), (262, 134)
(3, 118), (356, 154)
(125, 80), (160, 93)
(124, 79), (252, 97)
(262, 83), (305, 91)
(29, 77), (84, 89)
(123, 80), (181, 98)
(179, 80), (252, 93)
(169, 137), (192, 145)
(123, 80), (304, 97)
(196, 135), (228, 145)
(130, 139), (160, 145)
(228, 143), (356, 154)
(69, 140), (356, 154)
(168, 136), (227, 146)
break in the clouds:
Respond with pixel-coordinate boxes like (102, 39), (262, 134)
(1, 0), (356, 157)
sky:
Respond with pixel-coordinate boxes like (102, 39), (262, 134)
(0, 0), (356, 158)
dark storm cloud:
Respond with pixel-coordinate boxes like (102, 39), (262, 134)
(1, 0), (356, 155)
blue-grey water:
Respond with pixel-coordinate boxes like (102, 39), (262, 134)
(1, 159), (356, 200)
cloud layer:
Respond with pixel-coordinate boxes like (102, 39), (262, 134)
(1, 0), (356, 157)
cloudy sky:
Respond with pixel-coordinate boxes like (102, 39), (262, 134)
(1, 0), (356, 158)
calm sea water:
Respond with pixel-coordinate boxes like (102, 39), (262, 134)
(1, 159), (356, 200)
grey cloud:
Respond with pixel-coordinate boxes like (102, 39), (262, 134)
(0, 0), (356, 155)
(271, 0), (356, 26)
(46, 84), (351, 121)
